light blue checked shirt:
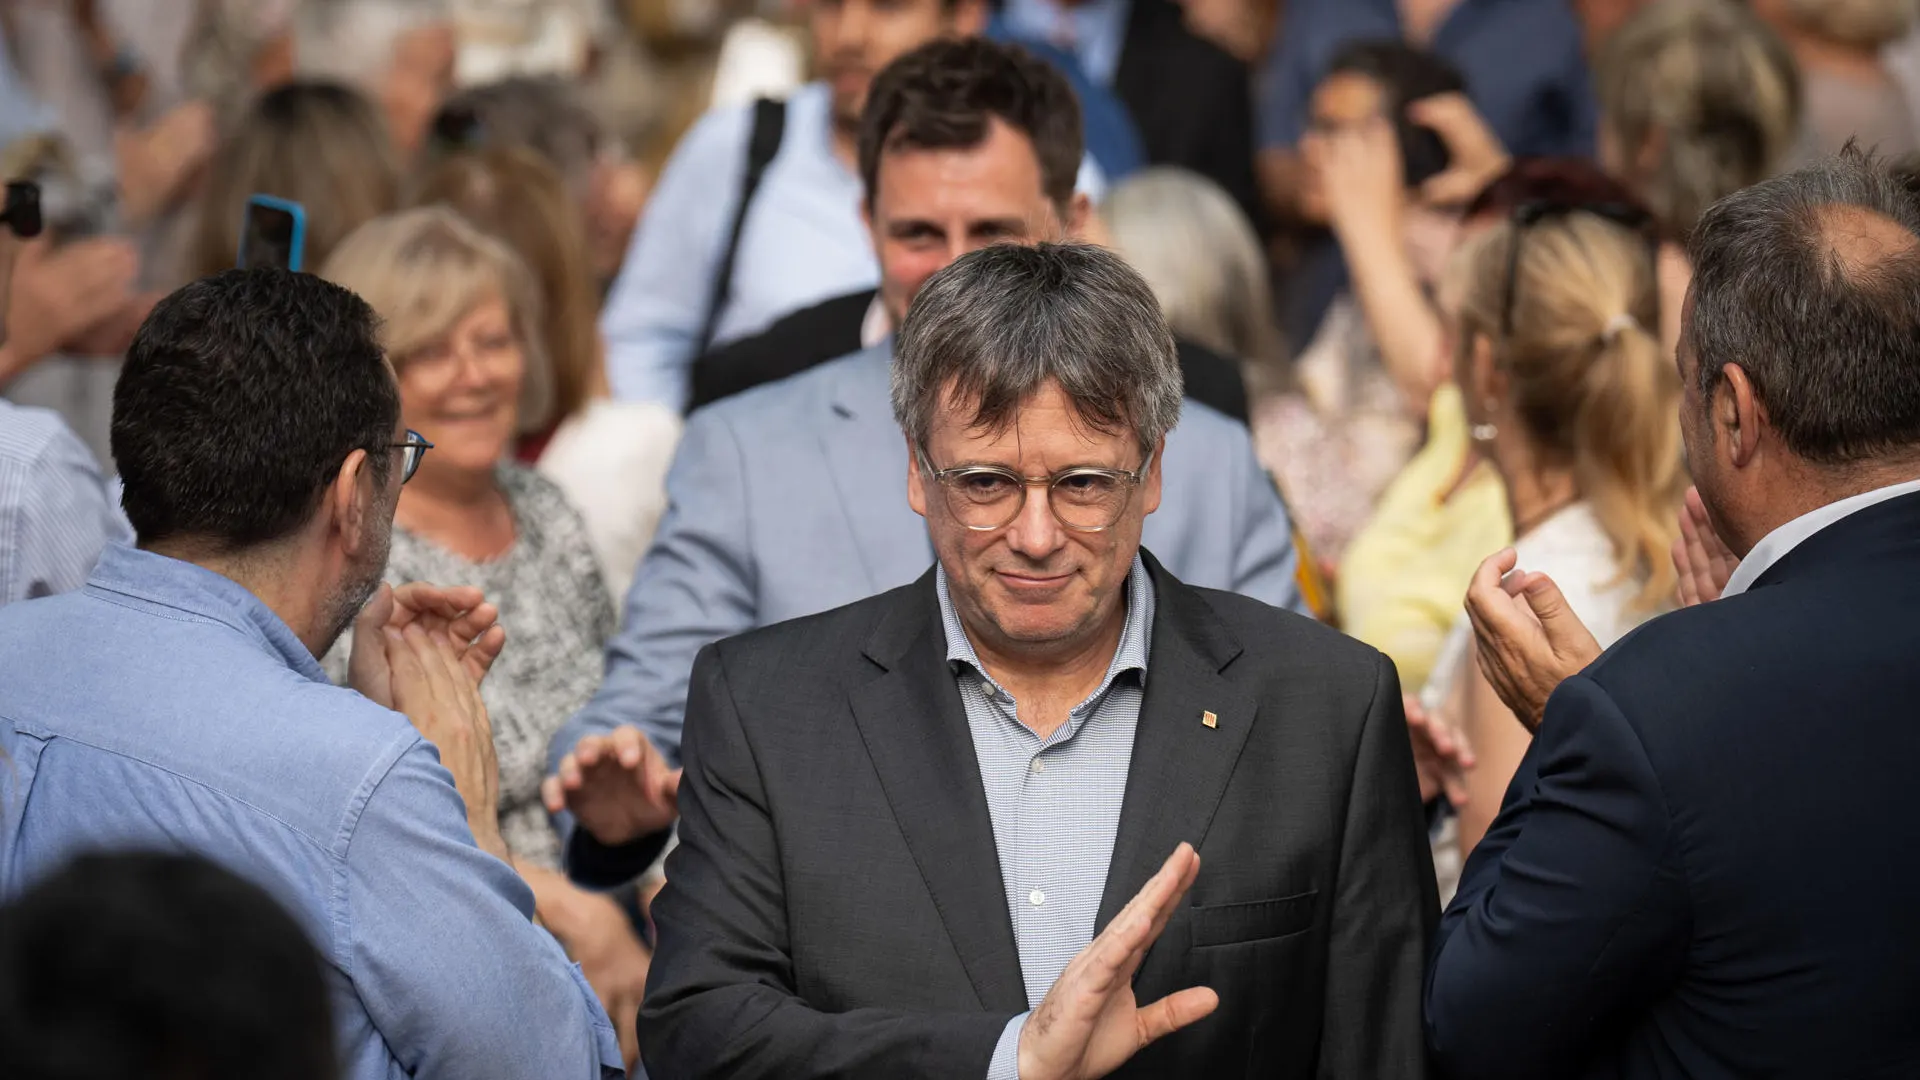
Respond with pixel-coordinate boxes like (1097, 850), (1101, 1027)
(938, 556), (1152, 1079)
(0, 399), (130, 606)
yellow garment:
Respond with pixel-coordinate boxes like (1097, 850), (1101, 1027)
(1336, 384), (1513, 691)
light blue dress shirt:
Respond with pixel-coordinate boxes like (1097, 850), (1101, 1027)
(1000, 0), (1132, 88)
(938, 557), (1153, 1078)
(0, 399), (130, 605)
(0, 545), (623, 1080)
(600, 82), (875, 411)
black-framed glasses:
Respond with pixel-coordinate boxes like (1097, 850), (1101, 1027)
(916, 449), (1149, 533)
(1500, 198), (1656, 338)
(0, 180), (42, 240)
(392, 430), (433, 484)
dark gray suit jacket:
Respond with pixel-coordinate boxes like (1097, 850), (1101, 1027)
(638, 551), (1436, 1079)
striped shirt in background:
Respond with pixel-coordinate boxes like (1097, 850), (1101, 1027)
(0, 399), (130, 606)
(938, 555), (1153, 1080)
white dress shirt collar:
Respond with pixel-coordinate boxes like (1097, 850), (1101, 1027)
(1721, 476), (1920, 597)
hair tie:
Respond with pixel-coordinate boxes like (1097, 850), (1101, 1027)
(1601, 313), (1639, 344)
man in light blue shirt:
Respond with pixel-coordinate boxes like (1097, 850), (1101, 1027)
(0, 269), (622, 1079)
(600, 0), (1129, 411)
(0, 397), (128, 604)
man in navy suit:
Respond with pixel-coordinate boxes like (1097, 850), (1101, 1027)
(1427, 150), (1920, 1078)
(545, 38), (1302, 872)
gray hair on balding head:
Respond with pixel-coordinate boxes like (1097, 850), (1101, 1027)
(892, 243), (1183, 457)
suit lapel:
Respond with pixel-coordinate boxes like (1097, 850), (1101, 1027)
(1097, 554), (1258, 931)
(819, 343), (934, 592)
(848, 577), (1029, 1012)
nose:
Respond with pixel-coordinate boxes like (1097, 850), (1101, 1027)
(1001, 481), (1068, 561)
(836, 0), (874, 47)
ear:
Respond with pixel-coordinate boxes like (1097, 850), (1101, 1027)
(331, 448), (377, 556)
(951, 0), (989, 37)
(1718, 362), (1764, 469)
(1063, 192), (1093, 242)
(1141, 436), (1165, 516)
(905, 433), (929, 519)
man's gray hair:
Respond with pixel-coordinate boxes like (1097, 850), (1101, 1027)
(1687, 147), (1920, 465)
(892, 243), (1183, 457)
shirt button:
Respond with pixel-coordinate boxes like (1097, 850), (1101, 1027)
(1029, 758), (1046, 773)
(1029, 889), (1046, 907)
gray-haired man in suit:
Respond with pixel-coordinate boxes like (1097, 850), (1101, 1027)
(544, 37), (1306, 874)
(627, 242), (1434, 1077)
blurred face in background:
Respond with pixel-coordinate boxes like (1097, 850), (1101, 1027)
(395, 293), (525, 484)
(813, 0), (987, 132)
(865, 117), (1089, 327)
(1297, 70), (1386, 223)
(382, 22), (457, 153)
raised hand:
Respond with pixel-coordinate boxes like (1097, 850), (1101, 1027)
(1017, 843), (1219, 1080)
(1673, 487), (1737, 607)
(1319, 116), (1407, 241)
(388, 622), (508, 861)
(1407, 92), (1510, 207)
(1464, 549), (1602, 732)
(348, 582), (505, 709)
(542, 725), (681, 846)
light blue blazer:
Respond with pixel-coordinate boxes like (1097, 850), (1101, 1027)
(553, 342), (1304, 769)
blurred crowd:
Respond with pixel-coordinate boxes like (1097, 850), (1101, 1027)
(5, 0), (1920, 1076)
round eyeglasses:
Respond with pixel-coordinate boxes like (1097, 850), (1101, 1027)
(392, 430), (433, 484)
(917, 450), (1148, 532)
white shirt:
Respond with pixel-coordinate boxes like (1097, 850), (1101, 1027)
(1721, 477), (1920, 597)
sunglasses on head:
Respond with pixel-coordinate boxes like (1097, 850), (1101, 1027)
(1499, 198), (1656, 338)
(0, 180), (42, 240)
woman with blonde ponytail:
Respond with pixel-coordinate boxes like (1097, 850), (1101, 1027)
(1422, 205), (1686, 879)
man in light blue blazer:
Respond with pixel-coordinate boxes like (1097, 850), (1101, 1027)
(547, 40), (1303, 871)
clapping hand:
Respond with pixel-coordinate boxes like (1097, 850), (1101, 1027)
(1673, 487), (1737, 607)
(543, 725), (682, 847)
(1404, 694), (1473, 806)
(387, 621), (509, 861)
(348, 582), (505, 710)
(1464, 549), (1602, 732)
(1017, 843), (1218, 1080)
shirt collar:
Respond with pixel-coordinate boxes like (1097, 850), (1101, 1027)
(84, 544), (334, 685)
(1721, 476), (1920, 597)
(860, 293), (892, 350)
(936, 553), (1154, 694)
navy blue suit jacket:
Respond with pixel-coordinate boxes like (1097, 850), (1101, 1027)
(1427, 491), (1920, 1079)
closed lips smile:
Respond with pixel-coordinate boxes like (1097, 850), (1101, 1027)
(997, 571), (1072, 589)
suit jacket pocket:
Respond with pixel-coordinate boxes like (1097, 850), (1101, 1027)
(1189, 891), (1318, 948)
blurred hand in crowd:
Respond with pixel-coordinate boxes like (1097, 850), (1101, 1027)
(1, 236), (139, 383)
(1465, 548), (1602, 731)
(1017, 844), (1218, 1080)
(1404, 693), (1474, 806)
(1316, 115), (1406, 245)
(544, 725), (682, 846)
(388, 621), (511, 862)
(1674, 486), (1736, 607)
(1407, 92), (1510, 207)
(116, 100), (218, 226)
